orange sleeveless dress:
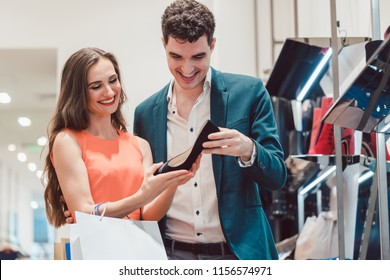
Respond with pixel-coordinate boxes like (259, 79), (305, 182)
(65, 129), (144, 220)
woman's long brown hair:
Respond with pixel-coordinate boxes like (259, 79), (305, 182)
(43, 48), (128, 227)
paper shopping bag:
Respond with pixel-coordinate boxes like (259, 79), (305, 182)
(294, 211), (338, 259)
(70, 211), (167, 260)
(53, 238), (71, 260)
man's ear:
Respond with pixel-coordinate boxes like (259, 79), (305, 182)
(210, 37), (216, 52)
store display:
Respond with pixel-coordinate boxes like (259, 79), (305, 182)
(323, 39), (390, 133)
(266, 38), (331, 101)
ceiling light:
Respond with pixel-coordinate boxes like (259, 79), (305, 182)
(37, 136), (48, 146)
(8, 144), (16, 151)
(18, 117), (32, 127)
(0, 92), (11, 104)
(17, 152), (27, 162)
(30, 201), (39, 209)
(28, 162), (37, 172)
(36, 170), (43, 179)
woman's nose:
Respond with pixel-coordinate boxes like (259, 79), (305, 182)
(105, 84), (115, 95)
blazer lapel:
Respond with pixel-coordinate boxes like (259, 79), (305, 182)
(152, 92), (169, 163)
(210, 68), (229, 194)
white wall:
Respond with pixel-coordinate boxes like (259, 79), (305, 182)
(0, 0), (389, 258)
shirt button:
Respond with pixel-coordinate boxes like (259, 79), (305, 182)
(196, 210), (200, 215)
(197, 233), (202, 236)
(172, 110), (175, 114)
(194, 182), (198, 187)
(190, 127), (194, 132)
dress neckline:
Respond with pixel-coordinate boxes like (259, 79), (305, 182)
(83, 129), (122, 141)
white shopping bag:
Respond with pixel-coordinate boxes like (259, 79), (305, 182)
(69, 211), (167, 260)
(69, 223), (82, 260)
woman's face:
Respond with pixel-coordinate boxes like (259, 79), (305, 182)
(86, 57), (121, 117)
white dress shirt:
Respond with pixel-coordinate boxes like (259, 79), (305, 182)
(165, 69), (226, 243)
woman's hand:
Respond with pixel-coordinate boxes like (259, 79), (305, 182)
(60, 195), (75, 224)
(140, 155), (202, 220)
(64, 210), (74, 224)
(139, 154), (201, 204)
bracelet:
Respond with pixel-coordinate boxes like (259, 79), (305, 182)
(94, 202), (104, 215)
(99, 202), (109, 221)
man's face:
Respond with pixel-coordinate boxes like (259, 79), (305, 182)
(163, 35), (215, 94)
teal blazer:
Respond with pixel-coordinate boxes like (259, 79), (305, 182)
(134, 68), (287, 259)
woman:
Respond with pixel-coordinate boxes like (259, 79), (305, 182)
(44, 47), (198, 227)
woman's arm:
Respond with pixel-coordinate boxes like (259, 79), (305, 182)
(53, 131), (195, 220)
(53, 131), (97, 216)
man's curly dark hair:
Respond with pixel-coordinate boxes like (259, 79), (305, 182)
(161, 0), (215, 46)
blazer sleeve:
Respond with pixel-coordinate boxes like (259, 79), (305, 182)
(243, 79), (287, 191)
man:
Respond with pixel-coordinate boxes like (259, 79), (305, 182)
(133, 0), (287, 260)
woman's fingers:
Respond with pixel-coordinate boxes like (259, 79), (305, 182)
(189, 154), (202, 173)
(154, 168), (189, 180)
(64, 210), (71, 218)
(144, 158), (203, 197)
(166, 171), (195, 187)
(148, 162), (164, 175)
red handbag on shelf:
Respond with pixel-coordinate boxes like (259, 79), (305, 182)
(309, 97), (355, 155)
